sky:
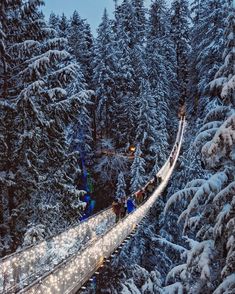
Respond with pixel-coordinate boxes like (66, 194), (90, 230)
(42, 0), (152, 35)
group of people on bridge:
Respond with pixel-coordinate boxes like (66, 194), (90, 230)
(169, 142), (178, 167)
(112, 174), (162, 223)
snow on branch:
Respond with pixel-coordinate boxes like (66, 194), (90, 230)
(178, 172), (228, 224)
(49, 64), (80, 85)
(23, 50), (71, 80)
(164, 187), (198, 215)
(214, 203), (233, 237)
(10, 40), (41, 58)
(198, 121), (223, 134)
(185, 179), (207, 189)
(61, 184), (86, 198)
(213, 181), (235, 204)
(163, 282), (184, 294)
(221, 235), (235, 279)
(194, 128), (218, 150)
(221, 75), (235, 100)
(213, 273), (235, 294)
(151, 236), (187, 254)
(47, 87), (67, 100)
(201, 113), (235, 167)
(186, 240), (215, 282)
(43, 38), (68, 50)
(21, 80), (45, 95)
(203, 106), (231, 124)
(165, 264), (186, 285)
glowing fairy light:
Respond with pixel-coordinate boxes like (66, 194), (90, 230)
(0, 118), (185, 294)
(129, 145), (136, 153)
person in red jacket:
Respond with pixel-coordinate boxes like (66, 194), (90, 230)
(135, 189), (144, 205)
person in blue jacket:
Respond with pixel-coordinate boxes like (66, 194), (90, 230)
(87, 199), (96, 216)
(127, 196), (135, 213)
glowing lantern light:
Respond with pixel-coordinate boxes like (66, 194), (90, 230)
(129, 146), (136, 153)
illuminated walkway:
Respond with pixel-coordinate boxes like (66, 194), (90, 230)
(0, 118), (185, 294)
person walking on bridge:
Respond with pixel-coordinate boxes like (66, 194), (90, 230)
(146, 180), (155, 196)
(112, 199), (121, 223)
(170, 155), (174, 167)
(120, 197), (127, 218)
(127, 197), (135, 213)
(135, 189), (144, 205)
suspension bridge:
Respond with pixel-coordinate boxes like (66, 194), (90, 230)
(0, 118), (186, 294)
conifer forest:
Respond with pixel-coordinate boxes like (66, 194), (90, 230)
(0, 0), (235, 293)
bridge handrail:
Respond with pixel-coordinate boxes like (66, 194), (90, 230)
(0, 205), (115, 293)
(18, 118), (185, 294)
(0, 116), (184, 265)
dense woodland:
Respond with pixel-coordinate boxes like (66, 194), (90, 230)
(0, 0), (234, 293)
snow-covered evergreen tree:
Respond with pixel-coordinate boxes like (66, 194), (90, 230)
(131, 0), (146, 45)
(189, 0), (230, 114)
(146, 0), (176, 171)
(164, 6), (235, 292)
(0, 0), (90, 252)
(93, 9), (118, 140)
(48, 12), (60, 32)
(58, 13), (69, 38)
(130, 145), (146, 193)
(116, 172), (127, 200)
(209, 8), (235, 107)
(171, 0), (190, 105)
(68, 11), (94, 88)
(112, 14), (137, 144)
(135, 80), (158, 172)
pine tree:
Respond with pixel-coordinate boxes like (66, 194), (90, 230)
(164, 5), (235, 292)
(130, 145), (146, 193)
(171, 0), (190, 105)
(189, 0), (230, 113)
(135, 80), (159, 172)
(209, 7), (235, 107)
(112, 0), (145, 144)
(93, 9), (117, 139)
(68, 11), (94, 88)
(49, 12), (60, 32)
(146, 0), (176, 171)
(147, 0), (177, 99)
(116, 172), (126, 200)
(0, 0), (90, 251)
(58, 13), (69, 38)
(114, 24), (137, 144)
(131, 0), (146, 45)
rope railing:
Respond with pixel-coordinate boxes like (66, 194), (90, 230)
(14, 117), (185, 294)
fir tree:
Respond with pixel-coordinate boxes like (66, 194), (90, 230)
(171, 0), (190, 105)
(130, 145), (146, 193)
(0, 0), (90, 251)
(48, 12), (60, 32)
(58, 13), (69, 38)
(165, 6), (235, 292)
(68, 11), (94, 88)
(135, 80), (158, 172)
(93, 9), (117, 139)
(116, 172), (126, 200)
(209, 7), (235, 107)
(131, 0), (146, 45)
(189, 0), (230, 113)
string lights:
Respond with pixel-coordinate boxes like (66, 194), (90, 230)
(0, 118), (185, 294)
(0, 206), (115, 293)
